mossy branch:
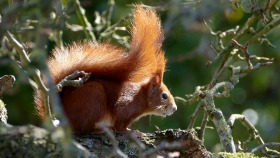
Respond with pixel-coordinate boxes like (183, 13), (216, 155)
(180, 1), (279, 154)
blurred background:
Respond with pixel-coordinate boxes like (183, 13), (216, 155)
(1, 0), (280, 153)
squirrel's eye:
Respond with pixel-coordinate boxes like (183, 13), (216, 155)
(161, 92), (168, 100)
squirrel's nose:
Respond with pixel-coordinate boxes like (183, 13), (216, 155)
(166, 104), (177, 116)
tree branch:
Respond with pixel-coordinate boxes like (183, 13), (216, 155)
(0, 124), (212, 157)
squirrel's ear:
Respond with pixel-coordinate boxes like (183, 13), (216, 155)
(149, 75), (161, 94)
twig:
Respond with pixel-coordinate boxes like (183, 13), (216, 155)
(187, 101), (203, 129)
(267, 0), (280, 11)
(51, 1), (64, 48)
(251, 142), (280, 155)
(33, 69), (52, 119)
(264, 0), (272, 12)
(6, 32), (31, 65)
(247, 16), (280, 45)
(239, 61), (273, 74)
(231, 39), (252, 69)
(212, 81), (234, 98)
(198, 110), (209, 143)
(100, 14), (131, 39)
(54, 71), (91, 92)
(208, 4), (262, 87)
(208, 49), (235, 89)
(228, 114), (267, 153)
(106, 0), (115, 27)
(175, 85), (205, 105)
(74, 0), (97, 42)
(101, 126), (128, 158)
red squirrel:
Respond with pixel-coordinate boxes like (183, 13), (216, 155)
(35, 5), (177, 134)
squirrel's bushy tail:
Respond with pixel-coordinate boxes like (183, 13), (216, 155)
(129, 5), (166, 82)
(48, 5), (165, 84)
(48, 43), (128, 83)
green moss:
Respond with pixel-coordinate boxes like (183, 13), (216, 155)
(218, 152), (261, 158)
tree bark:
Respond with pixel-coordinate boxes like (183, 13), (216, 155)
(0, 123), (211, 158)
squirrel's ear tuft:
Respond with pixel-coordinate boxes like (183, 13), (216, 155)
(149, 75), (161, 94)
(152, 75), (161, 85)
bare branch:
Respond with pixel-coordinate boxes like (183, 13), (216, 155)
(247, 16), (280, 45)
(251, 142), (280, 155)
(227, 114), (267, 152)
(198, 110), (209, 143)
(54, 71), (91, 92)
(6, 32), (31, 65)
(187, 101), (203, 129)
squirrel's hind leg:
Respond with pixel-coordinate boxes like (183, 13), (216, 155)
(61, 81), (107, 134)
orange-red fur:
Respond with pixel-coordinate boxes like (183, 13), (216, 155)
(35, 5), (177, 134)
